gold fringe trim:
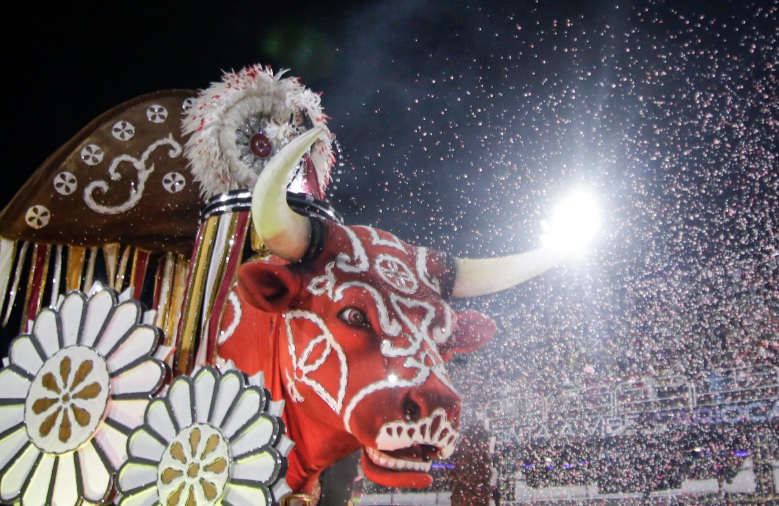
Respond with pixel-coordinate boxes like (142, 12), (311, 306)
(129, 248), (150, 301)
(165, 254), (190, 347)
(83, 247), (98, 292)
(114, 245), (133, 291)
(0, 238), (18, 318)
(20, 244), (51, 333)
(154, 252), (175, 338)
(66, 246), (86, 292)
(2, 241), (27, 326)
(49, 245), (64, 307)
(103, 243), (120, 286)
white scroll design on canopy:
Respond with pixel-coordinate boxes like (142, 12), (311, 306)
(84, 135), (183, 215)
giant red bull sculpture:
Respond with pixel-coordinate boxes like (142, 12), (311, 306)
(216, 127), (566, 495)
(0, 64), (570, 504)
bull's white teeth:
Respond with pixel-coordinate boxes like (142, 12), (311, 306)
(366, 447), (433, 472)
(375, 408), (459, 458)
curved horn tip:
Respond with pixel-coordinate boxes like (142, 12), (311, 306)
(251, 128), (324, 262)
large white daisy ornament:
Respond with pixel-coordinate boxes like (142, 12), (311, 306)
(117, 366), (293, 506)
(0, 286), (167, 505)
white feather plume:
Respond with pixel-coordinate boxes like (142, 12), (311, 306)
(182, 64), (335, 199)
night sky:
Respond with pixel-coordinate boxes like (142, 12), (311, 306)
(6, 0), (778, 401)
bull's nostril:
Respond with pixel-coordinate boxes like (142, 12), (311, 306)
(403, 396), (421, 422)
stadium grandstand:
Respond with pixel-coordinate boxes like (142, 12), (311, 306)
(356, 364), (778, 504)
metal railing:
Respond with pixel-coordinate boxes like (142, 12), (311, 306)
(479, 364), (779, 436)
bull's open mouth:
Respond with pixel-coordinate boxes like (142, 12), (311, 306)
(361, 446), (436, 489)
(360, 408), (458, 488)
(365, 444), (441, 472)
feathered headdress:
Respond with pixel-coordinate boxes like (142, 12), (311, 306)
(182, 64), (335, 200)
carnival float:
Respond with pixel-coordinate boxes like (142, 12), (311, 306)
(0, 64), (575, 505)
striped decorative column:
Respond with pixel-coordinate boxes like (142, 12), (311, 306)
(173, 190), (253, 376)
(172, 190), (343, 376)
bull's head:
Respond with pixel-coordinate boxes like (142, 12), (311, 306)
(238, 128), (563, 492)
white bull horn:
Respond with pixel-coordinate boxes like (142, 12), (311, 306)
(251, 127), (324, 261)
(451, 248), (565, 298)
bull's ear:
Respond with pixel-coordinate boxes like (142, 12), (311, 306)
(439, 309), (496, 362)
(237, 261), (303, 312)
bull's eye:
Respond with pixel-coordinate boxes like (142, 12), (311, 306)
(339, 307), (368, 327)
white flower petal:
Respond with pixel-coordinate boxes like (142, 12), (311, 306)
(0, 403), (25, 436)
(81, 290), (115, 347)
(52, 453), (79, 506)
(268, 399), (285, 418)
(92, 420), (129, 470)
(95, 302), (141, 357)
(221, 389), (261, 439)
(22, 452), (55, 505)
(0, 443), (40, 502)
(111, 359), (165, 395)
(78, 442), (112, 502)
(59, 291), (86, 347)
(32, 308), (60, 358)
(277, 434), (294, 457)
(272, 480), (292, 502)
(144, 398), (176, 442)
(0, 426), (31, 474)
(194, 367), (217, 423)
(222, 481), (271, 506)
(232, 450), (281, 483)
(210, 371), (242, 427)
(118, 460), (158, 494)
(8, 335), (44, 377)
(153, 345), (174, 363)
(166, 377), (193, 430)
(229, 415), (278, 458)
(141, 309), (156, 325)
(127, 428), (167, 462)
(248, 371), (265, 388)
(118, 287), (134, 302)
(106, 326), (158, 372)
(106, 397), (151, 433)
(116, 483), (159, 506)
(0, 366), (31, 402)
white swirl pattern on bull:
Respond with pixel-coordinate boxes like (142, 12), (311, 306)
(334, 226), (369, 272)
(416, 247), (443, 294)
(302, 224), (461, 459)
(375, 254), (419, 293)
(363, 226), (408, 251)
(284, 310), (348, 413)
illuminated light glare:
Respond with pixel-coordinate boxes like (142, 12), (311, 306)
(540, 187), (603, 258)
(388, 373), (398, 383)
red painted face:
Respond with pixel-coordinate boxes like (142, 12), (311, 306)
(235, 220), (496, 489)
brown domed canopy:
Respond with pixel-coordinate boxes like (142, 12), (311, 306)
(0, 90), (202, 255)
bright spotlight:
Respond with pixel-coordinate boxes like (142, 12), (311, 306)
(540, 188), (602, 258)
